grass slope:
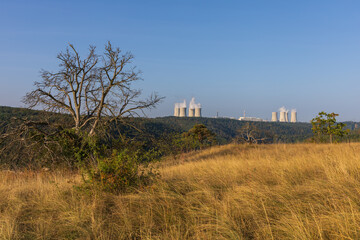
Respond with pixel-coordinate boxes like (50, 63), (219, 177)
(2, 143), (360, 239)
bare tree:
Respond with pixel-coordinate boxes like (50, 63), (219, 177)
(24, 42), (163, 136)
(235, 123), (269, 144)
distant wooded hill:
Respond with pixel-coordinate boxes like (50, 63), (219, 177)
(1, 106), (359, 144)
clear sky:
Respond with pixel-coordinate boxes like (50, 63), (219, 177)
(1, 1), (360, 122)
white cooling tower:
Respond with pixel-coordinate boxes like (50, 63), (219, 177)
(279, 111), (286, 122)
(195, 107), (202, 117)
(179, 107), (187, 117)
(291, 111), (297, 123)
(174, 106), (179, 117)
(189, 108), (195, 117)
(285, 112), (289, 122)
(271, 112), (278, 122)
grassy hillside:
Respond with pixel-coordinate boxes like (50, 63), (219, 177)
(2, 143), (360, 239)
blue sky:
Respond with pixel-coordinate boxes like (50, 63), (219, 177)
(1, 1), (360, 121)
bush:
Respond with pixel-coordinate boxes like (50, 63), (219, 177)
(55, 129), (103, 167)
(86, 149), (159, 193)
(177, 124), (216, 152)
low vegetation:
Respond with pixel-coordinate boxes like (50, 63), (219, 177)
(2, 143), (360, 239)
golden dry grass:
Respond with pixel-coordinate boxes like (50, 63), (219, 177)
(2, 143), (360, 239)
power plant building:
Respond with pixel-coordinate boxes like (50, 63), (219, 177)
(271, 112), (278, 122)
(291, 111), (297, 123)
(175, 101), (296, 122)
(179, 107), (187, 117)
(174, 98), (201, 117)
(174, 104), (180, 117)
(189, 108), (195, 117)
(279, 111), (286, 122)
(239, 117), (264, 122)
(274, 107), (297, 123)
(195, 107), (202, 117)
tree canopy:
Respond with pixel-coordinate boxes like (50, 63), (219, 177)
(311, 111), (349, 143)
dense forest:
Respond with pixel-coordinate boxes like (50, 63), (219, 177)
(3, 106), (360, 143)
(0, 106), (317, 144)
(3, 106), (360, 144)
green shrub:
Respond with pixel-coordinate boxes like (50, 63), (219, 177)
(87, 149), (159, 193)
(178, 124), (216, 152)
(55, 129), (101, 165)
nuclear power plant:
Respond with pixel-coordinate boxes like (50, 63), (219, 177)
(272, 107), (297, 123)
(279, 111), (287, 122)
(173, 100), (297, 122)
(189, 108), (195, 117)
(174, 98), (202, 117)
(179, 106), (187, 117)
(174, 104), (179, 116)
(173, 100), (186, 117)
(271, 112), (278, 122)
(195, 107), (202, 117)
(290, 110), (297, 123)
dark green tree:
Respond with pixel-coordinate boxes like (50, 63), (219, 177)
(311, 111), (349, 143)
(180, 124), (216, 151)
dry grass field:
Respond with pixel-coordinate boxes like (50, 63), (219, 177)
(2, 143), (360, 239)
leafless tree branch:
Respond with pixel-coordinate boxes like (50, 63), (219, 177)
(23, 41), (164, 136)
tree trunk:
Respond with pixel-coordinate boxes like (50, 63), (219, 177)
(89, 120), (98, 136)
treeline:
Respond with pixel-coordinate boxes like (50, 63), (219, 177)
(0, 106), (314, 170)
(0, 107), (307, 166)
(3, 106), (360, 146)
(0, 106), (315, 144)
(0, 106), (216, 166)
(151, 117), (314, 143)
